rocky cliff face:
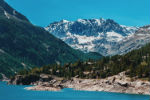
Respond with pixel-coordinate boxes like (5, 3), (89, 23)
(45, 19), (150, 56)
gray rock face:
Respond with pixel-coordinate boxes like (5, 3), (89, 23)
(45, 19), (149, 56)
(114, 25), (150, 55)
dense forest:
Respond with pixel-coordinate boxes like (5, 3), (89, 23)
(16, 43), (150, 82)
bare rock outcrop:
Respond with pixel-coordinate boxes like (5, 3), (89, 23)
(9, 72), (150, 95)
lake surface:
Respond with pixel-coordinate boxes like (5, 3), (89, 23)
(0, 81), (149, 100)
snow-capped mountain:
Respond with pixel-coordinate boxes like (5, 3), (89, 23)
(45, 18), (150, 56)
(116, 25), (150, 55)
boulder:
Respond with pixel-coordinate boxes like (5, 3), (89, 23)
(117, 81), (128, 87)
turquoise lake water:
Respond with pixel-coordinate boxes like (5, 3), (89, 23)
(0, 81), (149, 100)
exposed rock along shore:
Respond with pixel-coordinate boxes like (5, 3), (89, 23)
(9, 72), (150, 95)
(62, 72), (150, 95)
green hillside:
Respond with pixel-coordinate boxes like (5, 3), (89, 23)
(0, 0), (101, 78)
(17, 43), (150, 83)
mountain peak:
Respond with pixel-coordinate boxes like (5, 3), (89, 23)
(45, 18), (141, 56)
(46, 18), (137, 37)
(77, 19), (86, 23)
(61, 19), (69, 23)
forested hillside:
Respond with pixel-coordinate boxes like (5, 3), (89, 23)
(0, 0), (102, 79)
(17, 43), (150, 82)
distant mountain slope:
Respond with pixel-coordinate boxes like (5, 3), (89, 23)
(45, 19), (145, 56)
(113, 25), (150, 55)
(0, 0), (102, 78)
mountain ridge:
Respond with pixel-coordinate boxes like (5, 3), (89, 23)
(0, 0), (29, 22)
(45, 18), (144, 56)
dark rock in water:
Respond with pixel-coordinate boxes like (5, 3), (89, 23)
(8, 75), (40, 85)
(8, 75), (24, 85)
(57, 84), (64, 89)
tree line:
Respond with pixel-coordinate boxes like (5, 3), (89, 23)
(16, 43), (150, 80)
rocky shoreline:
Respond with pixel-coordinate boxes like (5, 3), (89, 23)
(9, 72), (150, 95)
(25, 85), (62, 91)
(61, 73), (150, 95)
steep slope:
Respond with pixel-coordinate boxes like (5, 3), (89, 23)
(92, 25), (150, 55)
(114, 25), (150, 55)
(0, 0), (102, 78)
(0, 49), (31, 79)
(45, 19), (140, 56)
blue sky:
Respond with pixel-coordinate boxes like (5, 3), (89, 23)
(5, 0), (150, 27)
